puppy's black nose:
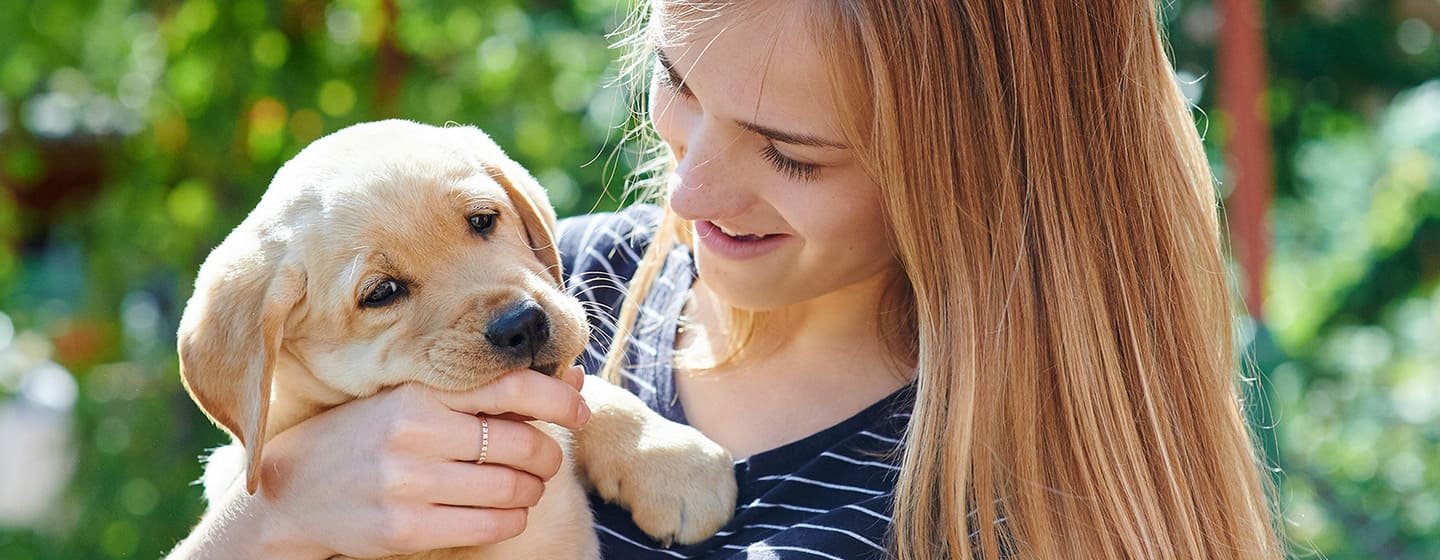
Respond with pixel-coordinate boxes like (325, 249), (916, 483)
(485, 299), (550, 357)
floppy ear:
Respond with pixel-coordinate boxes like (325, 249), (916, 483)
(488, 165), (564, 287)
(177, 239), (305, 495)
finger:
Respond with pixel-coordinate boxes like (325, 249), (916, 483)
(420, 463), (546, 509)
(409, 505), (529, 550)
(561, 364), (585, 391)
(437, 369), (589, 430)
(461, 417), (565, 481)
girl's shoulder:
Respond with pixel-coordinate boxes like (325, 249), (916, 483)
(555, 203), (664, 287)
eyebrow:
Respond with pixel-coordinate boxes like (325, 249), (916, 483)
(655, 48), (850, 150)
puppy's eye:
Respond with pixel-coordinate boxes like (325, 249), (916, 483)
(362, 279), (405, 308)
(469, 212), (497, 234)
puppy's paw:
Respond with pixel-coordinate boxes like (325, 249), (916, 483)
(590, 422), (736, 546)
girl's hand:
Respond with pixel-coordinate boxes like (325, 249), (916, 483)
(168, 366), (589, 559)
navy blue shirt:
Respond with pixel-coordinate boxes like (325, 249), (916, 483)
(557, 205), (913, 559)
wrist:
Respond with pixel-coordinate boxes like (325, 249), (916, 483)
(248, 488), (334, 560)
(170, 484), (332, 560)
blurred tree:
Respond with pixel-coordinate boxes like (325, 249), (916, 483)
(1165, 1), (1440, 558)
(1, 0), (637, 557)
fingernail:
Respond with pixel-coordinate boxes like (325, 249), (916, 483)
(576, 399), (591, 425)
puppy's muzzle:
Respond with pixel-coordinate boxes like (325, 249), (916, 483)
(485, 299), (558, 376)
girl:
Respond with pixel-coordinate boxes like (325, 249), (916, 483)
(170, 1), (1283, 558)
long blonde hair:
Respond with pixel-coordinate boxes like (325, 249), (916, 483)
(602, 1), (1283, 558)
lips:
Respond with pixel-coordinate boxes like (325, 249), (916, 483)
(695, 220), (789, 260)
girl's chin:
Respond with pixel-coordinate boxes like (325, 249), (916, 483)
(693, 263), (796, 312)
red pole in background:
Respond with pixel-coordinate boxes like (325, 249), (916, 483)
(1217, 0), (1274, 320)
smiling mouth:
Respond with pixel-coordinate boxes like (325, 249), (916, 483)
(710, 221), (776, 241)
(532, 362), (561, 377)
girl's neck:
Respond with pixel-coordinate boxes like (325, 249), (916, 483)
(684, 269), (912, 383)
(673, 269), (912, 459)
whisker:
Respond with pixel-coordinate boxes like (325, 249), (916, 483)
(345, 247), (370, 288)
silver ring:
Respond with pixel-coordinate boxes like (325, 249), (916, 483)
(477, 415), (490, 465)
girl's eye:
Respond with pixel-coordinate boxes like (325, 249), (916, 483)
(362, 279), (405, 308)
(760, 143), (821, 182)
(469, 212), (497, 234)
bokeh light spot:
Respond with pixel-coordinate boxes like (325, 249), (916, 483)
(289, 108), (324, 144)
(318, 80), (356, 117)
(167, 179), (215, 230)
(121, 478), (159, 516)
(101, 520), (139, 557)
(252, 30), (290, 69)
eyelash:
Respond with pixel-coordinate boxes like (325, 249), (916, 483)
(761, 144), (821, 182)
(655, 59), (821, 183)
(655, 61), (692, 97)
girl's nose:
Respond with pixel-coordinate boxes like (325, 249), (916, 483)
(667, 130), (754, 223)
(656, 105), (754, 222)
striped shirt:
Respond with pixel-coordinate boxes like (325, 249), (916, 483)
(557, 205), (913, 560)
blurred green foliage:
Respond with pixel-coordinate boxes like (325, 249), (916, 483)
(0, 0), (634, 557)
(0, 0), (1436, 558)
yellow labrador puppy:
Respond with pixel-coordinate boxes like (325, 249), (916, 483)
(178, 120), (735, 558)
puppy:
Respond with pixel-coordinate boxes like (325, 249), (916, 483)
(178, 120), (735, 558)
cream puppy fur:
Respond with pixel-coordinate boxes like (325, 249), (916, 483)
(178, 120), (735, 558)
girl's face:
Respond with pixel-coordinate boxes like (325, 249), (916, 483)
(651, 2), (898, 312)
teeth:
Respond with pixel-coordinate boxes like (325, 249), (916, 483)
(716, 223), (764, 239)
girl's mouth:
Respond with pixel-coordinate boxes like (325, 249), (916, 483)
(696, 220), (789, 260)
(711, 221), (774, 241)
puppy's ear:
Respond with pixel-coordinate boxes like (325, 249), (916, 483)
(177, 239), (305, 495)
(489, 166), (564, 287)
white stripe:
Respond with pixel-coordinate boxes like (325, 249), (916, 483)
(630, 337), (657, 356)
(744, 501), (830, 514)
(702, 523), (788, 539)
(620, 370), (658, 393)
(584, 346), (607, 363)
(570, 217), (604, 279)
(594, 524), (687, 558)
(792, 523), (885, 551)
(638, 307), (665, 334)
(584, 247), (620, 277)
(723, 544), (847, 560)
(858, 431), (900, 444)
(589, 226), (635, 258)
(821, 451), (899, 471)
(841, 504), (892, 522)
(754, 475), (887, 496)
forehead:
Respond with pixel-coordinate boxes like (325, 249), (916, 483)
(306, 168), (522, 290)
(347, 166), (507, 229)
(311, 164), (510, 258)
(654, 1), (843, 139)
